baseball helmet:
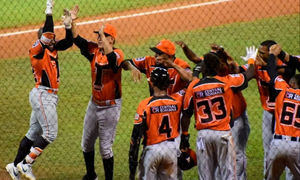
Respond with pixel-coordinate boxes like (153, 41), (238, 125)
(150, 67), (170, 90)
(178, 148), (197, 170)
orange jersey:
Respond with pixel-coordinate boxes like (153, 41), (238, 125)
(273, 76), (300, 137)
(134, 90), (184, 146)
(87, 42), (124, 101)
(183, 74), (247, 131)
(131, 56), (190, 95)
(29, 40), (59, 90)
(242, 60), (286, 112)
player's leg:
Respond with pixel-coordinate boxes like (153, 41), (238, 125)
(264, 139), (285, 180)
(139, 145), (158, 180)
(231, 110), (250, 180)
(285, 141), (300, 179)
(18, 90), (58, 179)
(81, 100), (99, 180)
(98, 99), (121, 180)
(196, 130), (216, 180)
(158, 142), (178, 180)
(262, 110), (274, 176)
(217, 130), (237, 180)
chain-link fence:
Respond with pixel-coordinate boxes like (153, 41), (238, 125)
(0, 0), (299, 179)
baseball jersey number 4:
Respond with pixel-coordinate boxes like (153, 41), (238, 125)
(159, 115), (172, 138)
(280, 102), (300, 128)
(196, 96), (227, 123)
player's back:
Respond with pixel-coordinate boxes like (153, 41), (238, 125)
(273, 77), (300, 137)
(186, 74), (246, 131)
(142, 94), (183, 146)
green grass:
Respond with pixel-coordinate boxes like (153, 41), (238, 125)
(0, 14), (299, 179)
(0, 0), (185, 29)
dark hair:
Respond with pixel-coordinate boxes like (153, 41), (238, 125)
(38, 27), (43, 39)
(150, 67), (170, 90)
(294, 74), (300, 87)
(203, 52), (220, 76)
(260, 40), (277, 50)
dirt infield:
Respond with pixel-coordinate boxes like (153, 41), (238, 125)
(0, 0), (298, 59)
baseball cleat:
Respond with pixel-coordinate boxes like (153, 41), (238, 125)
(6, 163), (20, 180)
(82, 174), (98, 180)
(17, 162), (36, 180)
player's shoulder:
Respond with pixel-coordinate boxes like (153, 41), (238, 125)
(113, 48), (124, 58)
(174, 57), (190, 68)
(171, 89), (186, 101)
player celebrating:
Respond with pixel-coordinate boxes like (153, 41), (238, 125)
(129, 39), (192, 96)
(241, 40), (299, 178)
(70, 7), (140, 180)
(129, 67), (184, 180)
(264, 44), (300, 179)
(176, 41), (251, 179)
(5, 1), (73, 180)
(180, 52), (255, 179)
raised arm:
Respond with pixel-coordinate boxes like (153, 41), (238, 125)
(176, 41), (202, 63)
(55, 9), (73, 51)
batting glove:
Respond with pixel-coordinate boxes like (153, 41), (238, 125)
(180, 134), (190, 150)
(62, 9), (72, 29)
(45, 0), (54, 15)
(240, 46), (258, 62)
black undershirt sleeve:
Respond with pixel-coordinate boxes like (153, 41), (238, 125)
(43, 15), (54, 33)
(74, 35), (94, 61)
(55, 29), (73, 51)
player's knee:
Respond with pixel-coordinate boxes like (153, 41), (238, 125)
(100, 148), (113, 159)
(42, 131), (57, 143)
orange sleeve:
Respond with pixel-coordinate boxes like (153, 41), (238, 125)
(183, 79), (198, 111)
(134, 98), (149, 125)
(132, 56), (149, 71)
(29, 40), (43, 56)
(274, 76), (289, 91)
(227, 73), (246, 88)
(114, 48), (124, 67)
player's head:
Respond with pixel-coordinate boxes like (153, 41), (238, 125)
(202, 52), (221, 76)
(150, 39), (176, 67)
(210, 44), (235, 75)
(94, 24), (117, 47)
(259, 40), (277, 62)
(289, 74), (300, 89)
(150, 67), (170, 90)
(39, 31), (56, 51)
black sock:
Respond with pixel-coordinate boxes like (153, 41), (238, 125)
(13, 136), (33, 166)
(33, 136), (49, 149)
(103, 156), (114, 180)
(83, 151), (96, 178)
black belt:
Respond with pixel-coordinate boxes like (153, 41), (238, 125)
(274, 134), (300, 142)
(167, 138), (175, 142)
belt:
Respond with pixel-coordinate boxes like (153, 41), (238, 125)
(92, 97), (116, 106)
(167, 138), (174, 142)
(37, 86), (58, 94)
(274, 134), (300, 142)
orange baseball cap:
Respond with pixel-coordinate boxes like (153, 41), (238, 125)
(150, 39), (176, 56)
(94, 24), (117, 39)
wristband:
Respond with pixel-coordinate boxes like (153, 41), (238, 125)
(247, 58), (255, 65)
(182, 131), (189, 135)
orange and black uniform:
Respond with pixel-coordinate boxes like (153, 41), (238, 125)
(74, 36), (124, 104)
(183, 74), (247, 131)
(30, 16), (73, 92)
(131, 56), (190, 95)
(134, 91), (184, 146)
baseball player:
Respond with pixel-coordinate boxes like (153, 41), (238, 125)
(176, 41), (251, 179)
(5, 1), (73, 180)
(240, 40), (300, 179)
(129, 67), (184, 180)
(180, 52), (255, 180)
(264, 44), (300, 179)
(70, 8), (140, 180)
(128, 39), (192, 96)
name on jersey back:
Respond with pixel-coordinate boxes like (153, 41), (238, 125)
(194, 87), (224, 98)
